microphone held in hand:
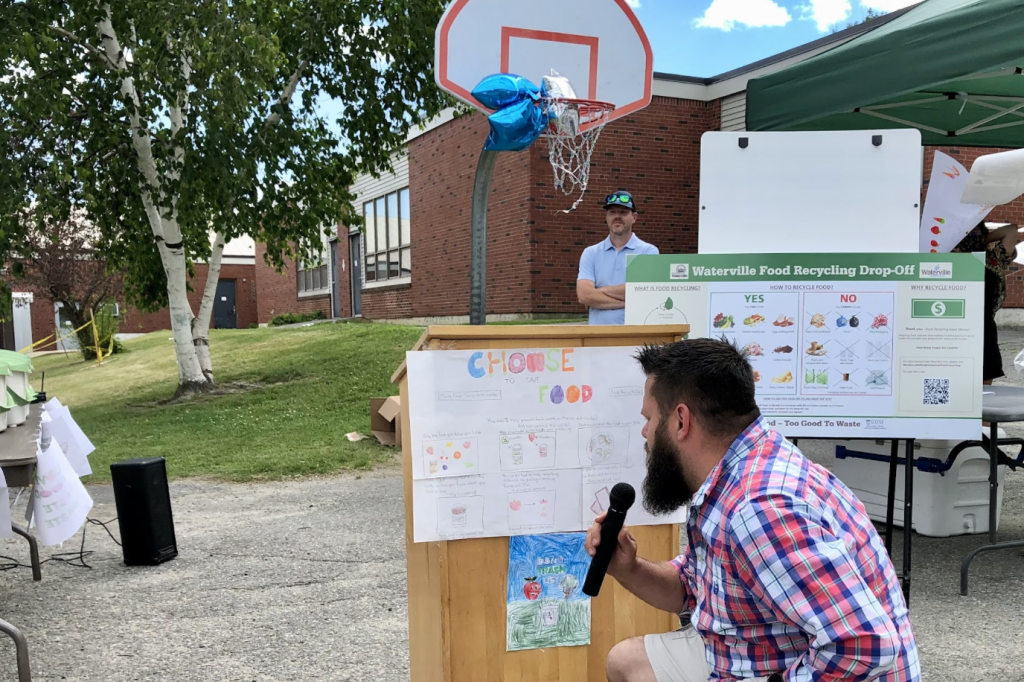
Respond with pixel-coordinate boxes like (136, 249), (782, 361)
(583, 482), (636, 597)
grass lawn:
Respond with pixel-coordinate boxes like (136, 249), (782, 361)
(30, 322), (424, 483)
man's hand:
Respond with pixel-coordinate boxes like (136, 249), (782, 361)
(584, 513), (689, 613)
(585, 511), (638, 580)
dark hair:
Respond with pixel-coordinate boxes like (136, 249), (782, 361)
(635, 338), (760, 439)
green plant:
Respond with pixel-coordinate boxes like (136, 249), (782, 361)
(268, 310), (327, 327)
(80, 304), (126, 361)
(247, 322), (259, 329)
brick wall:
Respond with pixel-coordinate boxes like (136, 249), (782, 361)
(528, 95), (719, 315)
(254, 242), (331, 324)
(395, 113), (532, 319)
(118, 262), (258, 332)
(923, 147), (1024, 308)
(391, 96), (720, 320)
(17, 261), (256, 350)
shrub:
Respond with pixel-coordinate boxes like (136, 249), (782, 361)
(268, 310), (327, 327)
(80, 305), (126, 361)
(247, 322), (259, 329)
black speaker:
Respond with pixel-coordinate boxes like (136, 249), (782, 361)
(110, 457), (178, 566)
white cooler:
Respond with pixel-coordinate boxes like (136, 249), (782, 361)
(833, 435), (1006, 537)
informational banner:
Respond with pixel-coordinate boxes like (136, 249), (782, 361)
(406, 347), (686, 542)
(626, 253), (984, 439)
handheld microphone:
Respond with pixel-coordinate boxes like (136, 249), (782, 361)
(583, 482), (635, 597)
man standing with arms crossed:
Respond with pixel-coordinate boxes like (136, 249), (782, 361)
(577, 190), (659, 324)
(587, 338), (921, 682)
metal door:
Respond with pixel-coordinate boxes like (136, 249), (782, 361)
(213, 280), (237, 329)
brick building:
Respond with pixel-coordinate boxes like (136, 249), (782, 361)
(260, 16), (1024, 326)
(6, 239), (256, 353)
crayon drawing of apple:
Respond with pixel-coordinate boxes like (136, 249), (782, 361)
(523, 577), (542, 600)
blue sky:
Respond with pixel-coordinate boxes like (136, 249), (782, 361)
(632, 0), (919, 77)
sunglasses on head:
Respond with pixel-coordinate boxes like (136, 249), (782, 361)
(606, 193), (633, 205)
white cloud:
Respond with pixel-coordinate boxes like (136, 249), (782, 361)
(694, 0), (791, 31)
(859, 0), (918, 10)
(625, 0), (641, 7)
(803, 0), (851, 31)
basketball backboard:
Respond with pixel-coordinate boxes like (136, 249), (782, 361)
(435, 0), (653, 124)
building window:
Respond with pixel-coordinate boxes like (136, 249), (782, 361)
(363, 187), (410, 284)
(297, 254), (329, 295)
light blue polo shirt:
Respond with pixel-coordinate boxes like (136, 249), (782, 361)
(577, 233), (659, 325)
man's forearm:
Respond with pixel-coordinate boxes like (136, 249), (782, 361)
(601, 284), (626, 301)
(613, 558), (688, 614)
(584, 290), (626, 309)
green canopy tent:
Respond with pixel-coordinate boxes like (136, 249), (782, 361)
(745, 0), (1024, 147)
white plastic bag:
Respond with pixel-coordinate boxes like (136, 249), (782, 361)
(1014, 347), (1024, 374)
(542, 70), (579, 135)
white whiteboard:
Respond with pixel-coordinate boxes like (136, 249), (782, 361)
(698, 130), (922, 254)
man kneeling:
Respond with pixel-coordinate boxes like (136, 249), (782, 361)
(586, 339), (921, 682)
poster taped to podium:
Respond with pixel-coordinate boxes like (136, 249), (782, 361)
(406, 347), (686, 542)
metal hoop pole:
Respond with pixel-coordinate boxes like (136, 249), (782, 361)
(470, 150), (498, 325)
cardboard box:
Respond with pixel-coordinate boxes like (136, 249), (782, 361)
(370, 396), (402, 447)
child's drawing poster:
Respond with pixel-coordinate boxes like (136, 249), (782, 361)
(506, 532), (591, 652)
(406, 346), (686, 542)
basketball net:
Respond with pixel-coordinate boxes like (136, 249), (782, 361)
(543, 98), (615, 212)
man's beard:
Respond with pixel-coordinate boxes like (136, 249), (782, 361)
(642, 421), (694, 515)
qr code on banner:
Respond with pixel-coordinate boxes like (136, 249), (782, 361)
(923, 378), (950, 406)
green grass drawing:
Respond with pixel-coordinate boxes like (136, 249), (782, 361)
(506, 599), (591, 651)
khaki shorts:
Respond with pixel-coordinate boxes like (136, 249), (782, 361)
(644, 626), (772, 682)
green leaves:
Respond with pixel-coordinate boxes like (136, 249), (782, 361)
(3, 0), (448, 311)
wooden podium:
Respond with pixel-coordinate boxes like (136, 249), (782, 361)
(392, 324), (689, 682)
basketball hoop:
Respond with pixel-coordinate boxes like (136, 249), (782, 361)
(542, 97), (616, 212)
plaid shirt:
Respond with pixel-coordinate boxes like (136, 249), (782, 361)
(671, 417), (921, 682)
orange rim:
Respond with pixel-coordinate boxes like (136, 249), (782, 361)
(542, 98), (616, 127)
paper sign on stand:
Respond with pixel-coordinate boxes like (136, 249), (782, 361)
(626, 252), (985, 440)
(46, 410), (93, 477)
(31, 440), (93, 546)
(45, 406), (94, 459)
(0, 468), (12, 539)
(919, 151), (995, 253)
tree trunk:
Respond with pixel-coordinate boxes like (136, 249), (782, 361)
(192, 232), (225, 382)
(98, 6), (208, 397)
(160, 241), (209, 395)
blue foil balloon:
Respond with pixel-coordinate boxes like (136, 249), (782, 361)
(484, 99), (547, 152)
(471, 73), (540, 110)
